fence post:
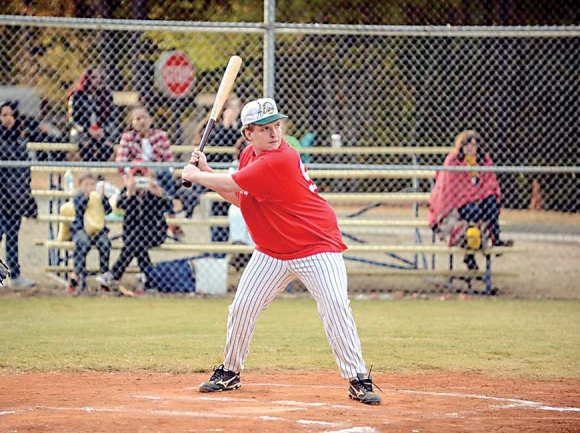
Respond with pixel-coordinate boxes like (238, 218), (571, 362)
(263, 0), (276, 98)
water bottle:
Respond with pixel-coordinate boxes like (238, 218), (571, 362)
(64, 169), (74, 193)
(331, 133), (342, 148)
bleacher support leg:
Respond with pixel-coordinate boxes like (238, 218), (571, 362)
(485, 254), (492, 294)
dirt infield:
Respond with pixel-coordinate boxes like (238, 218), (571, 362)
(1, 371), (579, 432)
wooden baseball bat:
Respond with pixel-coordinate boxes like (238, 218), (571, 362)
(182, 55), (243, 187)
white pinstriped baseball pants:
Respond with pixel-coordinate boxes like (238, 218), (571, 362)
(222, 250), (368, 379)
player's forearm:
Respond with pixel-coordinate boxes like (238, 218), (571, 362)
(192, 172), (241, 193)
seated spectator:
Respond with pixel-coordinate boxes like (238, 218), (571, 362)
(428, 130), (513, 270)
(67, 67), (114, 146)
(97, 164), (169, 289)
(68, 172), (112, 293)
(116, 106), (183, 238)
(0, 101), (37, 288)
(6, 100), (64, 161)
(23, 117), (62, 145)
(79, 124), (114, 162)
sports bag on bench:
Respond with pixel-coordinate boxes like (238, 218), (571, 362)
(144, 258), (196, 293)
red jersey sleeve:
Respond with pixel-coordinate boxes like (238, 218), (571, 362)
(232, 157), (282, 202)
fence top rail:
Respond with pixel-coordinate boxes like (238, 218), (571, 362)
(9, 160), (580, 174)
(277, 24), (580, 38)
(1, 15), (578, 38)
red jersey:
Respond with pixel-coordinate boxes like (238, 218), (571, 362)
(232, 140), (347, 260)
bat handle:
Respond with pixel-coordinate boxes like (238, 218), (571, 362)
(181, 117), (213, 188)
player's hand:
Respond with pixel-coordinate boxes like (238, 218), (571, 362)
(189, 148), (210, 171)
(182, 163), (201, 184)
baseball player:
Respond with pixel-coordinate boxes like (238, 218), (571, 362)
(181, 98), (381, 405)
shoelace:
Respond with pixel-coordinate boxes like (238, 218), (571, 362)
(209, 364), (234, 381)
(358, 366), (383, 393)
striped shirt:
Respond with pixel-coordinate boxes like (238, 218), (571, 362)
(116, 129), (173, 167)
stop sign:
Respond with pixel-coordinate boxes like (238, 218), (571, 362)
(155, 51), (195, 98)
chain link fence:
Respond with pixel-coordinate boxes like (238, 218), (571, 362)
(0, 4), (578, 296)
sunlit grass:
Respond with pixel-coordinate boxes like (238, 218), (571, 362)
(1, 297), (578, 378)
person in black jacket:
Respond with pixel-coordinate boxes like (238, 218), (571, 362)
(96, 163), (168, 288)
(67, 67), (114, 145)
(78, 124), (114, 162)
(0, 102), (37, 288)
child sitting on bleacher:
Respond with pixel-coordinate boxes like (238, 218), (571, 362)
(97, 162), (168, 289)
(68, 172), (112, 292)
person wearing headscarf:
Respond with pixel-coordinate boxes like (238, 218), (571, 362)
(429, 130), (512, 269)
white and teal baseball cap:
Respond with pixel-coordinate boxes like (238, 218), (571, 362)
(241, 98), (288, 126)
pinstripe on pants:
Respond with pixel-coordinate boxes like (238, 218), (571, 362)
(223, 250), (367, 379)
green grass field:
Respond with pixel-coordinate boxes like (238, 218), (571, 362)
(1, 297), (579, 378)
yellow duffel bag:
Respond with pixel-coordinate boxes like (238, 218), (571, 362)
(56, 192), (106, 241)
(56, 201), (75, 241)
(84, 191), (106, 237)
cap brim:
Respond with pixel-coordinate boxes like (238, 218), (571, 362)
(251, 113), (288, 125)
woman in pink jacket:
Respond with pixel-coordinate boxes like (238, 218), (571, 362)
(429, 130), (512, 269)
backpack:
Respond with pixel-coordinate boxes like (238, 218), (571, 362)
(434, 209), (491, 250)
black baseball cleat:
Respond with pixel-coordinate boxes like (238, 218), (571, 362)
(198, 364), (241, 393)
(348, 372), (382, 405)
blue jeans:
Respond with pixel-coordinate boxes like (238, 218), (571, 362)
(458, 195), (501, 243)
(73, 230), (111, 279)
(0, 213), (22, 278)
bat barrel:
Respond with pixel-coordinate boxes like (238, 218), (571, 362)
(181, 56), (242, 188)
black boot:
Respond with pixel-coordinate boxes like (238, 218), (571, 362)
(464, 254), (478, 271)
